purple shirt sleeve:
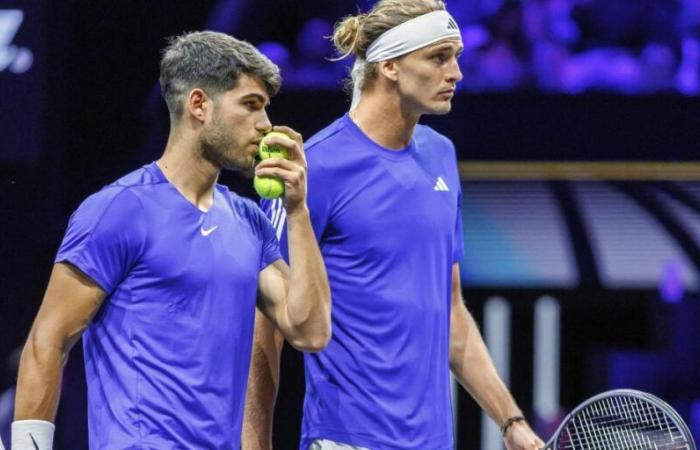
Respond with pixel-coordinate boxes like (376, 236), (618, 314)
(56, 188), (146, 294)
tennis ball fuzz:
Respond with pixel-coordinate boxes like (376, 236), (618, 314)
(259, 131), (292, 160)
(254, 131), (291, 199)
(254, 175), (285, 199)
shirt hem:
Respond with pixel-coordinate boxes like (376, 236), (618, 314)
(301, 428), (452, 450)
(55, 256), (112, 294)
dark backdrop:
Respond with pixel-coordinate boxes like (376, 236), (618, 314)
(2, 1), (699, 448)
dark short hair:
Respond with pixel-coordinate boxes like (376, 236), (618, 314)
(159, 31), (281, 119)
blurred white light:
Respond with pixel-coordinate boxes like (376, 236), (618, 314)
(0, 10), (33, 74)
(482, 297), (511, 450)
(533, 296), (561, 422)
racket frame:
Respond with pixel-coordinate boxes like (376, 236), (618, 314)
(542, 389), (696, 450)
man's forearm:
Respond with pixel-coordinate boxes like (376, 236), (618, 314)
(284, 206), (331, 349)
(14, 335), (65, 422)
(449, 303), (522, 426)
(243, 312), (284, 450)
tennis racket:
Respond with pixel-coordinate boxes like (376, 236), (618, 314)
(542, 389), (696, 450)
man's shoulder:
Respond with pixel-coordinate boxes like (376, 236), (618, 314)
(414, 124), (455, 153)
(304, 116), (372, 183)
(412, 125), (460, 183)
(217, 185), (253, 207)
(108, 162), (165, 190)
(216, 186), (266, 222)
(77, 164), (161, 217)
(305, 115), (351, 159)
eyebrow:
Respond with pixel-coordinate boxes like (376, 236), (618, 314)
(430, 44), (464, 54)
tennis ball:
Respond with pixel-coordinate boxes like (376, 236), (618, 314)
(258, 131), (291, 160)
(254, 131), (291, 199)
(254, 175), (285, 199)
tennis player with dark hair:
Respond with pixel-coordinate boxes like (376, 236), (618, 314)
(243, 2), (545, 450)
(12, 31), (330, 450)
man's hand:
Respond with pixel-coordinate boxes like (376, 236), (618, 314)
(503, 420), (545, 450)
(255, 126), (307, 215)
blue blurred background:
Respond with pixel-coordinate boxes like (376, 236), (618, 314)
(1, 0), (699, 449)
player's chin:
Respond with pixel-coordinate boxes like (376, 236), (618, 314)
(426, 101), (453, 116)
(221, 155), (255, 173)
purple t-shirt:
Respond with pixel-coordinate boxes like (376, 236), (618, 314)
(56, 162), (281, 449)
(263, 114), (464, 450)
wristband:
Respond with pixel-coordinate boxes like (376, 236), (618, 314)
(500, 415), (526, 437)
(11, 420), (55, 450)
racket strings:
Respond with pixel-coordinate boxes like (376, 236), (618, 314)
(555, 395), (691, 450)
(560, 401), (685, 450)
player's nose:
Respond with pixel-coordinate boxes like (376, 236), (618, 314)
(447, 58), (463, 83)
(256, 111), (272, 134)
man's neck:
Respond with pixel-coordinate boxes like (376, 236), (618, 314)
(351, 92), (420, 150)
(157, 133), (219, 212)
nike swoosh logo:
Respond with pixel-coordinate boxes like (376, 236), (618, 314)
(200, 225), (218, 237)
(29, 433), (39, 450)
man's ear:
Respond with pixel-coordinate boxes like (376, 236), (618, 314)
(185, 88), (210, 123)
(378, 60), (399, 82)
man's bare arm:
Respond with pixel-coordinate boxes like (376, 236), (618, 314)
(242, 311), (284, 450)
(245, 211), (328, 450)
(15, 262), (105, 421)
(448, 263), (543, 450)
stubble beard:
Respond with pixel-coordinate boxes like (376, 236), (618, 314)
(200, 118), (252, 172)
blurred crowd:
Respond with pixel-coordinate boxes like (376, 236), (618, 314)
(257, 0), (700, 94)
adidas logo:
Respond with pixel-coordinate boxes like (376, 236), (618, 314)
(447, 18), (458, 31)
(434, 176), (449, 191)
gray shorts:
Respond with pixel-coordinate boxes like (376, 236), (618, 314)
(309, 439), (370, 450)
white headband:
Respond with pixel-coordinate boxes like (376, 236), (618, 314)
(365, 10), (462, 63)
